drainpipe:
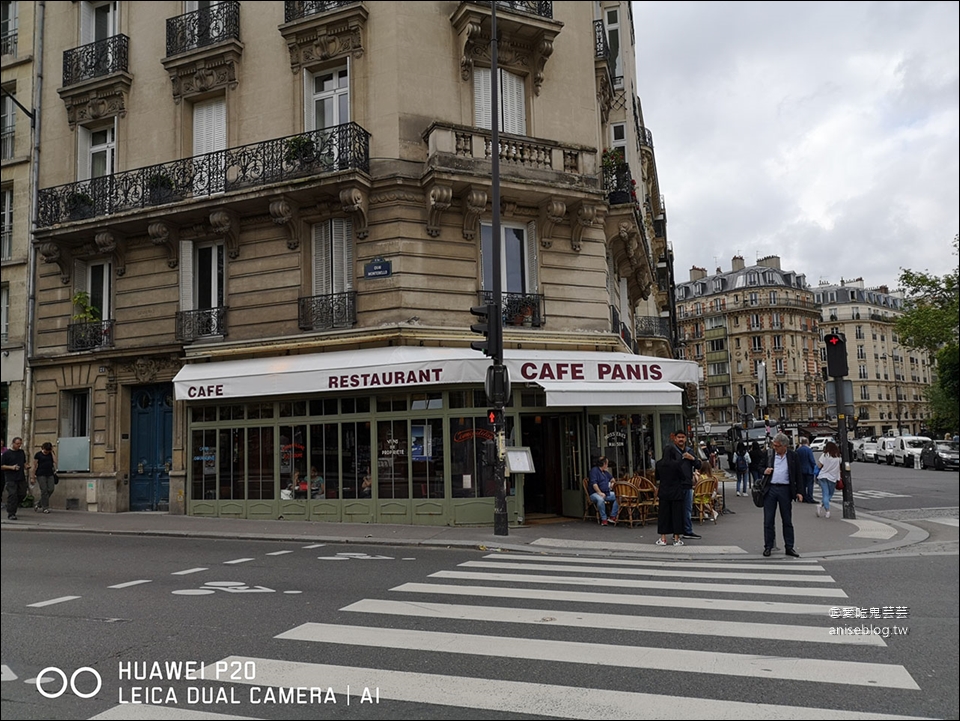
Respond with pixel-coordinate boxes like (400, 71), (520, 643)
(23, 1), (45, 454)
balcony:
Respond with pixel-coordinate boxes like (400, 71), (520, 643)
(67, 320), (115, 352)
(298, 291), (357, 331)
(62, 35), (129, 87)
(593, 19), (617, 87)
(482, 291), (544, 328)
(635, 316), (671, 339)
(176, 308), (227, 342)
(37, 123), (370, 227)
(603, 161), (635, 206)
(284, 1), (363, 23)
(1, 30), (16, 57)
(166, 1), (240, 56)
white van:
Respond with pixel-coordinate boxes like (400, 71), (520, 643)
(876, 437), (897, 465)
(893, 436), (931, 468)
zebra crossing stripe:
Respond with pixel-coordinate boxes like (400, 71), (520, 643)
(460, 560), (837, 583)
(88, 704), (257, 720)
(392, 582), (838, 616)
(430, 570), (849, 598)
(342, 599), (885, 646)
(486, 553), (829, 571)
(274, 623), (917, 688)
(203, 656), (925, 719)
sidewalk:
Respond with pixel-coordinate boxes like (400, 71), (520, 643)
(1, 472), (927, 560)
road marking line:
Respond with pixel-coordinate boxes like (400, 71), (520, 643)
(171, 568), (208, 575)
(302, 543), (326, 548)
(200, 656), (927, 720)
(223, 558), (254, 565)
(392, 582), (837, 616)
(108, 580), (152, 589)
(531, 537), (750, 554)
(431, 570), (848, 598)
(265, 550), (294, 556)
(343, 599), (884, 646)
(486, 553), (828, 572)
(846, 520), (898, 539)
(461, 560), (836, 583)
(927, 518), (960, 527)
(273, 624), (917, 689)
(27, 596), (81, 608)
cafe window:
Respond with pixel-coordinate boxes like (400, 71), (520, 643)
(377, 419), (409, 499)
(411, 418), (444, 499)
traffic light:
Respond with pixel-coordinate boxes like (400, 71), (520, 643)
(824, 333), (848, 377)
(486, 408), (503, 427)
(470, 303), (501, 358)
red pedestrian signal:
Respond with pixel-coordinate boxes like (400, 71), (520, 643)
(824, 333), (848, 377)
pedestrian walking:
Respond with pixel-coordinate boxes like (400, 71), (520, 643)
(2, 437), (28, 521)
(733, 442), (751, 497)
(655, 456), (686, 546)
(816, 441), (842, 519)
(796, 437), (817, 504)
(33, 442), (58, 513)
(761, 432), (803, 557)
(663, 431), (702, 540)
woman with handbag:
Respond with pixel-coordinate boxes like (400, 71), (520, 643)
(816, 441), (842, 519)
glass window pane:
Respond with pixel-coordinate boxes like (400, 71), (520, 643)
(377, 419), (408, 499)
(338, 93), (349, 125)
(504, 228), (525, 293)
(246, 427), (275, 500)
(218, 428), (245, 500)
(190, 429), (218, 501)
(340, 420), (371, 500)
(412, 418), (444, 499)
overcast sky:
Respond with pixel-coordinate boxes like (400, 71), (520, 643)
(632, 1), (959, 292)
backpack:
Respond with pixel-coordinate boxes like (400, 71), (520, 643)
(735, 453), (748, 472)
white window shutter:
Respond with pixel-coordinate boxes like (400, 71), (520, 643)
(525, 220), (538, 294)
(179, 240), (194, 311)
(193, 97), (226, 156)
(335, 218), (354, 293)
(80, 2), (95, 46)
(77, 125), (91, 181)
(501, 70), (526, 135)
(474, 67), (492, 130)
(313, 222), (332, 296)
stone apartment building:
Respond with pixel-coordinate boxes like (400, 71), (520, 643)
(2, 0), (39, 449)
(25, 1), (693, 524)
(815, 279), (932, 437)
(676, 255), (826, 437)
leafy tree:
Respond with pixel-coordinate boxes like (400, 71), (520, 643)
(896, 235), (959, 433)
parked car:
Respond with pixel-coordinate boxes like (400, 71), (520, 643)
(893, 436), (931, 467)
(876, 437), (897, 465)
(854, 438), (877, 463)
(918, 440), (960, 471)
(810, 436), (835, 453)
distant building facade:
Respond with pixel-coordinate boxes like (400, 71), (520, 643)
(815, 279), (932, 437)
(676, 255), (826, 436)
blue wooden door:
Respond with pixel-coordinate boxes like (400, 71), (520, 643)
(130, 384), (173, 511)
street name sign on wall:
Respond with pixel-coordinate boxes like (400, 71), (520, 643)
(364, 260), (392, 279)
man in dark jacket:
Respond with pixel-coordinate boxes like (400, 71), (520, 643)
(663, 431), (702, 539)
(761, 432), (804, 557)
(1, 437), (27, 521)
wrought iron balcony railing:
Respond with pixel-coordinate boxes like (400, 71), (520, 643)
(469, 1), (553, 19)
(176, 307), (227, 342)
(298, 291), (357, 331)
(635, 316), (672, 339)
(603, 162), (635, 204)
(1, 30), (17, 57)
(67, 319), (115, 352)
(37, 122), (370, 227)
(480, 291), (544, 328)
(1, 128), (13, 160)
(62, 34), (129, 87)
(284, 1), (361, 23)
(593, 20), (617, 85)
(166, 0), (240, 57)
(639, 126), (654, 149)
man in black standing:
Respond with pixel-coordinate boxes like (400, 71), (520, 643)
(664, 431), (702, 540)
(761, 432), (804, 557)
(2, 437), (28, 521)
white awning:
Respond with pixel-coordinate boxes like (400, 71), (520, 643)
(536, 381), (682, 408)
(173, 346), (700, 404)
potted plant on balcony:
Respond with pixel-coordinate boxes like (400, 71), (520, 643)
(283, 135), (317, 167)
(65, 191), (95, 220)
(146, 172), (177, 205)
(602, 148), (630, 204)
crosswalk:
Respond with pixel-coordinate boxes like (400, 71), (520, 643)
(91, 551), (925, 720)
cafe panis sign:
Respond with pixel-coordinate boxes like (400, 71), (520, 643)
(174, 348), (699, 401)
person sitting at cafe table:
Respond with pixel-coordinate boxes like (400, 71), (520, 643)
(588, 456), (619, 526)
(307, 465), (324, 498)
(360, 473), (372, 498)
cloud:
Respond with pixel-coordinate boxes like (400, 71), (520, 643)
(634, 0), (959, 289)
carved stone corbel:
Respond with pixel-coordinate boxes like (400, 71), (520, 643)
(148, 221), (179, 268)
(462, 188), (487, 240)
(571, 202), (601, 252)
(425, 185), (453, 238)
(39, 241), (73, 285)
(269, 197), (301, 250)
(500, 200), (517, 218)
(339, 187), (369, 239)
(533, 38), (554, 96)
(538, 199), (566, 248)
(459, 21), (483, 81)
(94, 229), (127, 276)
(209, 209), (240, 258)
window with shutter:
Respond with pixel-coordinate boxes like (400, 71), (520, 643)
(193, 97), (226, 192)
(480, 222), (530, 294)
(473, 67), (526, 135)
(195, 242), (224, 310)
(80, 1), (116, 45)
(313, 219), (353, 296)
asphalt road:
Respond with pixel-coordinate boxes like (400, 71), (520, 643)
(2, 528), (957, 720)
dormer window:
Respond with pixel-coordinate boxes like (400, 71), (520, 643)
(746, 271), (758, 286)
